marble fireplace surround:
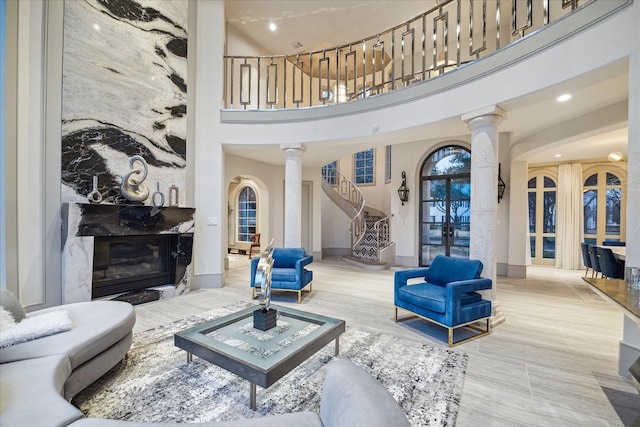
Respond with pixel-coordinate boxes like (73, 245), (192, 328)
(62, 203), (195, 303)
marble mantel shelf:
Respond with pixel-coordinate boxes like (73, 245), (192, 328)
(62, 203), (195, 240)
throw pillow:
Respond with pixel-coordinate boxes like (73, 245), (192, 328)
(0, 289), (26, 321)
(0, 307), (16, 332)
(0, 310), (73, 348)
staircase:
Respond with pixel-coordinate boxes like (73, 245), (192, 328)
(321, 170), (393, 268)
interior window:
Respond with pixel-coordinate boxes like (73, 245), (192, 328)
(354, 148), (375, 184)
(237, 187), (257, 242)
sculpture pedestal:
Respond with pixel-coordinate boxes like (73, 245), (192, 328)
(253, 308), (277, 331)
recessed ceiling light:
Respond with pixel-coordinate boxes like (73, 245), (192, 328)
(269, 22), (277, 32)
(93, 24), (100, 31)
(553, 154), (563, 158)
(608, 151), (624, 162)
(556, 94), (572, 102)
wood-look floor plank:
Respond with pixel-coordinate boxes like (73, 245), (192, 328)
(129, 256), (640, 425)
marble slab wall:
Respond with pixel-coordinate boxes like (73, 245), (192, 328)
(62, 203), (195, 303)
(61, 0), (188, 206)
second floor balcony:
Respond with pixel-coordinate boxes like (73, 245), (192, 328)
(223, 0), (596, 112)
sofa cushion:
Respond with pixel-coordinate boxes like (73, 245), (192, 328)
(424, 255), (483, 286)
(272, 248), (306, 268)
(0, 354), (85, 427)
(0, 289), (26, 322)
(0, 300), (135, 369)
(271, 267), (296, 282)
(320, 359), (410, 427)
(397, 283), (446, 313)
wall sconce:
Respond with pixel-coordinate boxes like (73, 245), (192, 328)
(397, 171), (409, 205)
(497, 163), (506, 203)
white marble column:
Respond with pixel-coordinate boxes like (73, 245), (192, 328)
(281, 143), (306, 248)
(462, 105), (505, 327)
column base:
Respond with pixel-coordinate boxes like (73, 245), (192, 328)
(490, 300), (505, 328)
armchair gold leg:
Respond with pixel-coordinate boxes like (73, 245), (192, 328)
(251, 287), (255, 299)
(297, 291), (301, 303)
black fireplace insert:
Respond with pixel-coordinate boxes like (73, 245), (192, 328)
(92, 234), (183, 298)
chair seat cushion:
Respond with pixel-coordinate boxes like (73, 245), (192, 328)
(397, 285), (483, 315)
(397, 284), (446, 313)
(272, 267), (296, 282)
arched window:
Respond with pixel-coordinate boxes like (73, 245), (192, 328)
(583, 170), (624, 245)
(237, 186), (257, 242)
(419, 145), (471, 266)
(528, 173), (557, 264)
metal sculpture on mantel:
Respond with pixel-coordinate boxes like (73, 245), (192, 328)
(120, 155), (150, 202)
(253, 239), (276, 331)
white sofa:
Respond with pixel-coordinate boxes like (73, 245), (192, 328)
(0, 289), (410, 427)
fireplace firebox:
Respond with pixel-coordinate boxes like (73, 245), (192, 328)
(92, 235), (172, 298)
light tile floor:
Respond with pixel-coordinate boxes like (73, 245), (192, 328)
(133, 256), (640, 426)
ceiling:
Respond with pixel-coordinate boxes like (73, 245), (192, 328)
(223, 1), (629, 167)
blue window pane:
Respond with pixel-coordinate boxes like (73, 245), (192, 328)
(528, 192), (536, 233)
(584, 173), (597, 186)
(543, 237), (555, 258)
(237, 187), (257, 242)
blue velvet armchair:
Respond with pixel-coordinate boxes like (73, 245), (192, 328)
(251, 247), (313, 303)
(394, 255), (492, 346)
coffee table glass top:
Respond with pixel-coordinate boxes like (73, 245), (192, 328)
(174, 304), (345, 371)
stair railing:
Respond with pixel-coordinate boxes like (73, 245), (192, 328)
(321, 170), (367, 251)
(364, 206), (391, 261)
(374, 216), (390, 254)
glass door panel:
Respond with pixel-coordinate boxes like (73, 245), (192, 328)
(420, 175), (470, 266)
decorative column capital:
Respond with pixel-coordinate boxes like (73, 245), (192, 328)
(461, 105), (504, 130)
(280, 143), (307, 155)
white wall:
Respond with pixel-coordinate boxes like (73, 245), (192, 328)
(191, 0), (226, 289)
(225, 154), (283, 247)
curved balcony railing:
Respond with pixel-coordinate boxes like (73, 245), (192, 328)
(224, 0), (590, 111)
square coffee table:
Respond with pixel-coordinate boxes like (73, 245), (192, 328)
(174, 304), (346, 409)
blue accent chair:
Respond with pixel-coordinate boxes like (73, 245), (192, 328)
(250, 247), (313, 303)
(595, 246), (625, 279)
(394, 255), (492, 346)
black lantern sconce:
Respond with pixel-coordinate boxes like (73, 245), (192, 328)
(398, 171), (409, 205)
(497, 163), (506, 203)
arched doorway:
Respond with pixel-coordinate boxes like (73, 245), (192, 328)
(420, 145), (472, 266)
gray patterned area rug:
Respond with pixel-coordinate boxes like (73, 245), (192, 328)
(73, 302), (468, 426)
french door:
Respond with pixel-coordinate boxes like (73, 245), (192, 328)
(419, 145), (472, 266)
(420, 174), (471, 266)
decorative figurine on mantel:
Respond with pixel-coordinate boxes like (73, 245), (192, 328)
(253, 239), (276, 331)
(87, 176), (103, 204)
(120, 155), (150, 202)
(152, 181), (164, 207)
